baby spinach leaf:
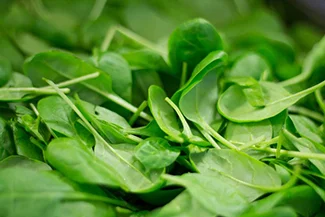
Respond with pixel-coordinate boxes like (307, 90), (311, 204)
(289, 115), (323, 144)
(45, 137), (124, 188)
(146, 191), (216, 217)
(226, 52), (271, 80)
(24, 50), (152, 121)
(283, 130), (325, 175)
(0, 167), (123, 217)
(95, 142), (165, 193)
(240, 207), (297, 217)
(123, 120), (166, 138)
(164, 173), (249, 217)
(91, 51), (132, 101)
(225, 119), (273, 145)
(242, 185), (322, 217)
(0, 155), (51, 171)
(135, 137), (180, 169)
(0, 117), (15, 161)
(0, 56), (12, 87)
(148, 85), (184, 143)
(11, 122), (43, 161)
(38, 96), (77, 138)
(281, 35), (325, 86)
(190, 149), (282, 200)
(218, 80), (325, 122)
(168, 18), (223, 76)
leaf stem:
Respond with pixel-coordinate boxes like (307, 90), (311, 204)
(0, 87), (70, 94)
(237, 136), (266, 151)
(254, 147), (325, 160)
(165, 97), (193, 138)
(202, 123), (237, 150)
(88, 0), (107, 21)
(105, 93), (153, 122)
(128, 101), (148, 126)
(315, 89), (325, 114)
(101, 26), (117, 52)
(41, 72), (100, 89)
(180, 62), (187, 88)
(195, 123), (221, 149)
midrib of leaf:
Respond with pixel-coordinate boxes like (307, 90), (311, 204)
(41, 60), (152, 121)
(266, 80), (325, 106)
(45, 80), (154, 187)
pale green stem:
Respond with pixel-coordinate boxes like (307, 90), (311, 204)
(105, 93), (153, 122)
(129, 101), (148, 126)
(202, 122), (237, 150)
(29, 103), (39, 116)
(126, 135), (143, 143)
(259, 136), (279, 148)
(41, 72), (100, 89)
(1, 87), (70, 94)
(88, 0), (107, 21)
(315, 89), (325, 114)
(194, 123), (221, 149)
(165, 97), (193, 138)
(180, 62), (188, 88)
(238, 136), (266, 151)
(254, 147), (325, 160)
(101, 26), (117, 52)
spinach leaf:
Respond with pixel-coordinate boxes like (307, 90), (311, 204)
(0, 155), (51, 171)
(24, 50), (152, 121)
(0, 167), (124, 217)
(148, 85), (184, 143)
(168, 18), (223, 76)
(164, 173), (249, 217)
(190, 149), (282, 200)
(225, 119), (273, 145)
(226, 52), (271, 80)
(0, 117), (15, 160)
(11, 122), (43, 161)
(0, 56), (12, 87)
(289, 115), (323, 144)
(218, 80), (325, 122)
(91, 51), (132, 101)
(135, 137), (180, 169)
(45, 137), (124, 188)
(146, 191), (216, 217)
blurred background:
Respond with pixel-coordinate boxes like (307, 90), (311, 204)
(0, 0), (324, 79)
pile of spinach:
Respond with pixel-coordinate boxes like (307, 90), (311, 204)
(1, 0), (325, 216)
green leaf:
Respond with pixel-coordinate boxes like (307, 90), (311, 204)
(168, 18), (223, 76)
(0, 155), (51, 171)
(0, 167), (120, 217)
(11, 122), (43, 161)
(91, 52), (132, 101)
(45, 137), (124, 188)
(289, 115), (323, 144)
(225, 119), (273, 145)
(95, 142), (165, 192)
(164, 173), (249, 217)
(146, 191), (216, 217)
(218, 80), (325, 122)
(242, 185), (322, 217)
(135, 137), (180, 169)
(0, 117), (15, 161)
(0, 56), (12, 87)
(190, 149), (281, 200)
(148, 85), (184, 142)
(227, 52), (271, 80)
